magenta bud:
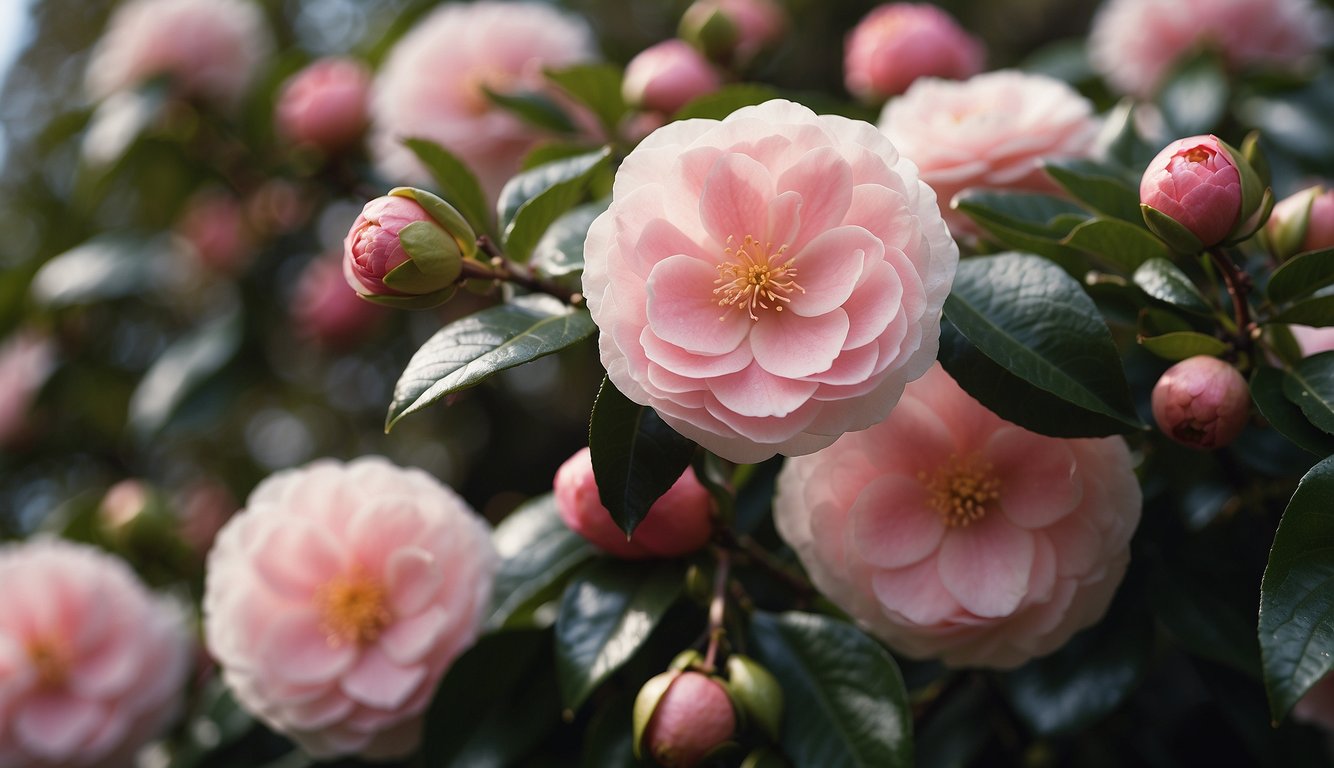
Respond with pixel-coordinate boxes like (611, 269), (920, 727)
(622, 40), (722, 115)
(554, 447), (713, 558)
(1151, 355), (1250, 450)
(637, 671), (737, 768)
(342, 190), (470, 308)
(844, 3), (985, 103)
(276, 57), (371, 152)
(1140, 135), (1243, 249)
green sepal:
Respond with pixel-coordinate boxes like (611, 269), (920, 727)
(389, 186), (477, 259)
(1142, 203), (1205, 254)
(392, 221), (463, 285)
(632, 670), (680, 760)
(1240, 131), (1271, 189)
(681, 7), (739, 64)
(1225, 185), (1274, 246)
(356, 285), (458, 310)
(1261, 186), (1320, 261)
(726, 655), (784, 742)
(669, 649), (704, 672)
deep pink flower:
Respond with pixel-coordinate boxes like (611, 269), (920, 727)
(878, 70), (1099, 235)
(203, 457), (498, 759)
(293, 254), (387, 347)
(622, 40), (722, 116)
(554, 447), (713, 558)
(583, 99), (958, 463)
(0, 538), (191, 768)
(773, 364), (1142, 668)
(679, 0), (787, 67)
(1151, 356), (1250, 449)
(342, 195), (434, 298)
(84, 0), (271, 107)
(1140, 135), (1242, 248)
(844, 3), (984, 103)
(641, 671), (736, 768)
(0, 330), (55, 449)
(178, 189), (254, 275)
(1090, 0), (1332, 99)
(370, 1), (597, 202)
(276, 58), (372, 152)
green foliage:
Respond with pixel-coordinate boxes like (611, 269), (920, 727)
(498, 148), (612, 263)
(489, 494), (595, 630)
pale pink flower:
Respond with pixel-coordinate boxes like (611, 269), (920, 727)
(178, 189), (255, 275)
(1140, 135), (1242, 248)
(641, 671), (736, 768)
(85, 0), (272, 107)
(202, 457), (497, 760)
(276, 58), (372, 152)
(1151, 356), (1250, 449)
(622, 40), (722, 116)
(0, 330), (55, 449)
(1090, 0), (1332, 99)
(878, 70), (1099, 234)
(773, 364), (1142, 668)
(679, 0), (787, 68)
(844, 3), (984, 103)
(554, 447), (713, 558)
(583, 99), (958, 463)
(0, 538), (191, 768)
(370, 1), (598, 202)
(1291, 325), (1334, 357)
(293, 254), (386, 348)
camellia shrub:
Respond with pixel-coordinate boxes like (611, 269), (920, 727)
(4, 0), (1334, 765)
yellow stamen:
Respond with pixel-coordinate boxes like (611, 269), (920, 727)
(713, 235), (804, 321)
(919, 455), (1002, 528)
(27, 638), (67, 687)
(315, 570), (391, 647)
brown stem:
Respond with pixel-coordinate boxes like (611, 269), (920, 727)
(464, 235), (585, 306)
(1207, 247), (1255, 359)
(716, 528), (815, 597)
(702, 548), (731, 673)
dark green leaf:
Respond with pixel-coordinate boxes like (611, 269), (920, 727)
(915, 678), (989, 768)
(1152, 544), (1262, 676)
(1158, 52), (1229, 136)
(423, 628), (562, 767)
(30, 235), (175, 306)
(555, 560), (684, 711)
(1044, 158), (1142, 222)
(1282, 352), (1334, 435)
(749, 611), (911, 768)
(588, 377), (698, 535)
(546, 63), (629, 140)
(1062, 217), (1171, 274)
(672, 84), (781, 120)
(943, 253), (1145, 431)
(403, 138), (493, 237)
(1133, 258), (1214, 315)
(1238, 79), (1334, 172)
(498, 148), (611, 262)
(1268, 248), (1334, 306)
(1098, 100), (1159, 171)
(79, 84), (167, 169)
(582, 691), (637, 768)
(490, 494), (595, 630)
(1251, 366), (1334, 456)
(1273, 295), (1334, 327)
(1139, 331), (1229, 361)
(522, 141), (599, 171)
(128, 308), (242, 437)
(386, 295), (596, 430)
(483, 86), (577, 134)
(952, 190), (1088, 237)
(532, 200), (608, 278)
(1260, 455), (1334, 720)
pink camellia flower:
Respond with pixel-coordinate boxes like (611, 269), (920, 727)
(276, 58), (372, 152)
(554, 447), (713, 558)
(1090, 0), (1332, 99)
(878, 70), (1099, 235)
(844, 3), (985, 103)
(1265, 185), (1334, 260)
(178, 189), (255, 275)
(343, 194), (442, 299)
(0, 330), (55, 449)
(294, 254), (387, 347)
(370, 1), (598, 202)
(583, 99), (958, 464)
(1151, 355), (1250, 449)
(1140, 135), (1242, 249)
(203, 457), (498, 759)
(639, 671), (736, 768)
(0, 538), (191, 768)
(622, 40), (722, 116)
(84, 0), (271, 107)
(1290, 325), (1334, 358)
(679, 0), (787, 68)
(773, 364), (1142, 668)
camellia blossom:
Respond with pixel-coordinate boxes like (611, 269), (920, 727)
(878, 70), (1099, 234)
(1089, 0), (1332, 99)
(203, 457), (498, 759)
(0, 538), (191, 768)
(1140, 135), (1242, 248)
(583, 99), (958, 463)
(370, 1), (598, 201)
(844, 3), (985, 103)
(622, 40), (722, 116)
(773, 364), (1142, 668)
(84, 0), (272, 106)
(276, 58), (372, 152)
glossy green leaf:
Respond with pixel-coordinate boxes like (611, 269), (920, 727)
(531, 199), (608, 278)
(386, 295), (596, 430)
(1062, 217), (1171, 274)
(1133, 258), (1214, 315)
(1268, 248), (1334, 306)
(1158, 52), (1229, 136)
(128, 308), (242, 437)
(672, 84), (780, 120)
(403, 138), (493, 237)
(952, 190), (1087, 236)
(943, 253), (1145, 432)
(546, 63), (629, 139)
(1044, 158), (1142, 222)
(1098, 99), (1159, 170)
(423, 628), (561, 767)
(489, 493), (595, 630)
(1252, 366), (1334, 456)
(1260, 455), (1334, 721)
(499, 148), (610, 262)
(1282, 352), (1334, 435)
(555, 560), (684, 711)
(749, 611), (911, 768)
(1273, 295), (1334, 327)
(588, 377), (698, 536)
(30, 235), (175, 307)
(1139, 331), (1229, 361)
(483, 86), (577, 134)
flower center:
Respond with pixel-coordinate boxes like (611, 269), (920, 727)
(315, 570), (391, 647)
(920, 455), (1002, 528)
(27, 638), (68, 687)
(713, 235), (804, 321)
(1181, 147), (1212, 164)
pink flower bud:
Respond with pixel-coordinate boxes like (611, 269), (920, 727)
(1140, 135), (1243, 248)
(1265, 185), (1334, 260)
(178, 189), (254, 275)
(554, 447), (713, 559)
(276, 57), (371, 152)
(293, 254), (386, 347)
(680, 0), (786, 68)
(342, 192), (469, 306)
(642, 671), (737, 768)
(844, 3), (985, 102)
(623, 40), (722, 115)
(1151, 356), (1250, 450)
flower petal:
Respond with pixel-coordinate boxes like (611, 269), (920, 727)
(646, 254), (751, 355)
(699, 152), (774, 245)
(251, 521), (345, 600)
(986, 426), (1083, 529)
(786, 226), (875, 317)
(937, 515), (1035, 618)
(260, 608), (356, 685)
(340, 646), (427, 710)
(379, 606), (450, 666)
(708, 361), (819, 418)
(777, 146), (854, 252)
(750, 308), (850, 379)
(850, 475), (945, 568)
(385, 547), (442, 617)
(870, 557), (960, 626)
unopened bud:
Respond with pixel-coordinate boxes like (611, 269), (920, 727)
(635, 670), (737, 768)
(1140, 135), (1242, 250)
(623, 40), (722, 116)
(1263, 185), (1334, 261)
(342, 188), (474, 308)
(1151, 355), (1250, 450)
(275, 57), (371, 152)
(844, 3), (984, 103)
(679, 0), (785, 69)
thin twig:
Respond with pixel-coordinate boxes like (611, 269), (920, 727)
(465, 235), (584, 306)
